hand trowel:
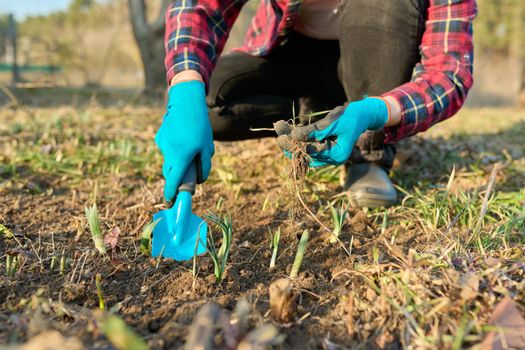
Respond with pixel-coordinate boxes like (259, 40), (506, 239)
(152, 161), (207, 261)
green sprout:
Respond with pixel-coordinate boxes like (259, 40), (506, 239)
(96, 273), (105, 310)
(85, 204), (106, 254)
(140, 218), (160, 255)
(290, 229), (309, 279)
(6, 254), (19, 277)
(205, 212), (233, 285)
(59, 250), (66, 275)
(329, 201), (348, 243)
(269, 227), (281, 269)
(101, 315), (148, 350)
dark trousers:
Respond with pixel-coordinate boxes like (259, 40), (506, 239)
(207, 0), (428, 168)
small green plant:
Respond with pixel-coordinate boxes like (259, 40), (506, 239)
(6, 254), (18, 277)
(140, 218), (160, 255)
(96, 273), (105, 310)
(49, 254), (58, 272)
(269, 227), (281, 269)
(290, 229), (309, 279)
(205, 212), (233, 285)
(328, 201), (348, 243)
(85, 204), (106, 254)
(101, 315), (148, 350)
(59, 250), (66, 275)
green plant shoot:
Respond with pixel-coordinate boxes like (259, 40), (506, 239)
(101, 315), (148, 350)
(290, 229), (309, 279)
(96, 273), (105, 310)
(205, 212), (233, 285)
(140, 218), (160, 255)
(329, 201), (348, 243)
(85, 204), (106, 254)
(6, 254), (18, 277)
(269, 227), (281, 269)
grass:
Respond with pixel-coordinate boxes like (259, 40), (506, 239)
(5, 254), (18, 277)
(269, 227), (281, 269)
(84, 204), (106, 254)
(95, 273), (105, 310)
(1, 104), (525, 348)
(290, 229), (309, 279)
(139, 218), (160, 255)
(205, 212), (233, 285)
(328, 200), (348, 243)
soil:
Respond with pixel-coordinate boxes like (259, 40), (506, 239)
(1, 105), (525, 349)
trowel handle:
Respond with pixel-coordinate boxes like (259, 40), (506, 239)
(178, 161), (197, 195)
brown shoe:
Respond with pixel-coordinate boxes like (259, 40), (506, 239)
(340, 163), (397, 208)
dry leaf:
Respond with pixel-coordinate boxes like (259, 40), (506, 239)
(480, 298), (525, 350)
(269, 278), (298, 323)
(459, 272), (479, 301)
(485, 257), (502, 267)
(104, 226), (120, 251)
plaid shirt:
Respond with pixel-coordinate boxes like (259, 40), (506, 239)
(165, 0), (477, 143)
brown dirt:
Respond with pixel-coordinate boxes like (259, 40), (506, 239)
(1, 106), (525, 349)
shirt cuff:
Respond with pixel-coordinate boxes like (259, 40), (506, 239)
(165, 50), (211, 88)
(381, 89), (408, 144)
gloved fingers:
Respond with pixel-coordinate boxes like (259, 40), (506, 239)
(309, 140), (350, 166)
(163, 162), (186, 204)
(308, 158), (331, 168)
(290, 123), (319, 142)
(290, 106), (345, 142)
(304, 140), (335, 155)
(278, 134), (336, 161)
(276, 134), (293, 152)
(273, 120), (292, 136)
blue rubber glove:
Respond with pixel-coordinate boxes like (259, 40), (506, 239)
(276, 97), (388, 167)
(155, 81), (214, 203)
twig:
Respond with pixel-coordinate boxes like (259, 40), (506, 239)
(295, 191), (352, 257)
(466, 163), (499, 246)
(250, 127), (276, 132)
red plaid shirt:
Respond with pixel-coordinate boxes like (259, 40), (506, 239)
(165, 0), (477, 143)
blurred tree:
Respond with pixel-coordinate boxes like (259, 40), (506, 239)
(6, 14), (20, 84)
(476, 0), (525, 95)
(0, 15), (7, 63)
(128, 0), (169, 94)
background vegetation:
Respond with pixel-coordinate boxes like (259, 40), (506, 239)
(1, 0), (522, 104)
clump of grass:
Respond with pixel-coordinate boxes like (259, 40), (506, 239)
(140, 218), (160, 255)
(205, 212), (233, 285)
(328, 201), (348, 243)
(269, 227), (281, 269)
(290, 229), (309, 279)
(85, 204), (106, 254)
(397, 165), (525, 252)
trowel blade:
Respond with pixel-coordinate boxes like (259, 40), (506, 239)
(152, 192), (207, 261)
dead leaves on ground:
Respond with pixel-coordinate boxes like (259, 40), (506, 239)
(335, 241), (525, 348)
(481, 298), (525, 350)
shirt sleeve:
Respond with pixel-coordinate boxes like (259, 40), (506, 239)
(382, 0), (478, 143)
(164, 0), (247, 85)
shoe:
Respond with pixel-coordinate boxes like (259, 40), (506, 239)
(340, 163), (397, 208)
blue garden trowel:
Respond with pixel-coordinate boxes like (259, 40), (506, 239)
(152, 161), (207, 261)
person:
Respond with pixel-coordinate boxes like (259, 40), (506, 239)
(155, 0), (477, 208)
